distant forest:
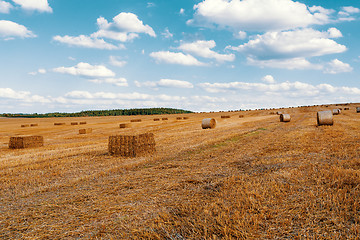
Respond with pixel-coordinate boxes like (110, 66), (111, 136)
(0, 108), (193, 118)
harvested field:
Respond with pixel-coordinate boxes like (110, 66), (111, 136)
(1, 104), (360, 239)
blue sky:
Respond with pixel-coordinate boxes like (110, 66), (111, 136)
(1, 0), (360, 113)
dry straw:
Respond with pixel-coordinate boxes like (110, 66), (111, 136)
(119, 123), (131, 128)
(79, 128), (92, 134)
(202, 118), (216, 129)
(79, 121), (87, 125)
(317, 111), (333, 126)
(332, 109), (341, 115)
(280, 114), (291, 122)
(130, 119), (142, 122)
(9, 136), (44, 149)
(221, 115), (230, 118)
(108, 133), (156, 157)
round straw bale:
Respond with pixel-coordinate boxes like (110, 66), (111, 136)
(344, 107), (350, 110)
(280, 114), (291, 122)
(176, 117), (182, 120)
(356, 107), (360, 113)
(239, 115), (244, 118)
(21, 124), (29, 128)
(153, 118), (160, 121)
(202, 118), (216, 129)
(332, 109), (341, 115)
(317, 111), (333, 126)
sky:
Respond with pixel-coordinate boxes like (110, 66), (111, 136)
(1, 0), (360, 113)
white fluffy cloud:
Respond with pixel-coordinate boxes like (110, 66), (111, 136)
(89, 78), (128, 87)
(190, 0), (332, 32)
(53, 62), (115, 78)
(150, 51), (207, 66)
(53, 35), (124, 50)
(247, 57), (323, 70)
(229, 28), (346, 60)
(0, 0), (12, 13)
(13, 0), (52, 13)
(0, 20), (36, 40)
(178, 40), (235, 62)
(135, 79), (194, 89)
(29, 68), (46, 75)
(262, 75), (276, 84)
(92, 13), (156, 41)
(109, 56), (127, 67)
(161, 28), (173, 39)
(198, 79), (360, 98)
(324, 59), (353, 74)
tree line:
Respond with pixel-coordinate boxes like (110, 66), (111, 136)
(0, 108), (193, 118)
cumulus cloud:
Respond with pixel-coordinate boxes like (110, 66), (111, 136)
(29, 68), (46, 75)
(161, 28), (173, 39)
(0, 20), (36, 40)
(190, 0), (333, 32)
(109, 56), (127, 67)
(13, 0), (52, 13)
(89, 77), (128, 87)
(324, 59), (353, 74)
(262, 75), (276, 84)
(92, 13), (156, 41)
(234, 31), (247, 39)
(229, 28), (346, 60)
(198, 79), (360, 99)
(150, 51), (207, 66)
(247, 57), (323, 70)
(135, 79), (194, 89)
(53, 62), (115, 78)
(0, 0), (12, 13)
(0, 88), (51, 103)
(53, 35), (124, 50)
(179, 8), (185, 15)
(178, 40), (235, 62)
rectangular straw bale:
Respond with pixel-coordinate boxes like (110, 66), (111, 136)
(54, 123), (65, 126)
(71, 122), (78, 125)
(79, 128), (92, 134)
(21, 124), (29, 128)
(30, 124), (38, 127)
(162, 118), (168, 120)
(130, 119), (142, 122)
(153, 118), (160, 121)
(119, 123), (131, 128)
(176, 117), (182, 120)
(79, 121), (87, 125)
(221, 115), (230, 118)
(108, 133), (156, 157)
(239, 115), (244, 118)
(9, 136), (44, 149)
(183, 117), (189, 120)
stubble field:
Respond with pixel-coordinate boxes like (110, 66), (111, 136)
(0, 104), (359, 239)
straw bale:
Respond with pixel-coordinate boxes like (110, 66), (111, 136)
(79, 128), (92, 134)
(9, 136), (44, 149)
(357, 107), (360, 113)
(30, 124), (38, 127)
(21, 124), (29, 128)
(332, 109), (341, 115)
(344, 108), (350, 110)
(71, 122), (78, 125)
(239, 115), (244, 118)
(162, 118), (168, 120)
(317, 111), (333, 126)
(280, 114), (291, 122)
(176, 117), (182, 120)
(153, 118), (160, 121)
(183, 117), (189, 120)
(130, 119), (142, 122)
(108, 133), (156, 157)
(221, 115), (230, 118)
(276, 111), (282, 115)
(79, 121), (87, 125)
(54, 123), (65, 126)
(202, 118), (216, 129)
(119, 123), (131, 128)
